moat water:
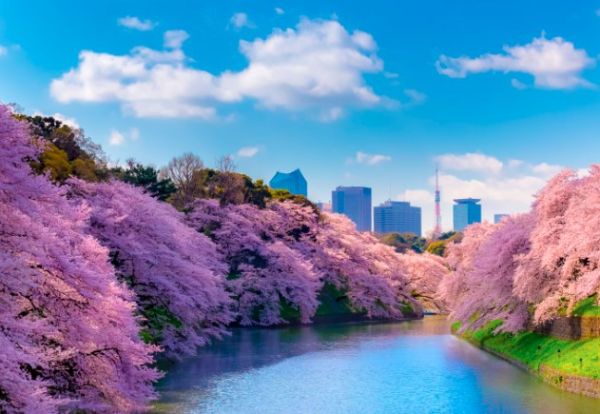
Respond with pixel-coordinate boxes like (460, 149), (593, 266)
(155, 316), (599, 413)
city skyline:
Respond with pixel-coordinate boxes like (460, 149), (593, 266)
(332, 186), (372, 232)
(1, 1), (599, 232)
(374, 200), (422, 236)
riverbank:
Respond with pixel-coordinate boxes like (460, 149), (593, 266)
(453, 320), (600, 398)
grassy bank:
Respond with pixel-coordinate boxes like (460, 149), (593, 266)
(454, 320), (600, 382)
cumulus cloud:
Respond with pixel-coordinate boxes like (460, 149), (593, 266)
(0, 45), (7, 57)
(354, 151), (391, 166)
(163, 30), (189, 49)
(275, 7), (285, 15)
(109, 130), (125, 146)
(436, 34), (595, 89)
(436, 152), (503, 175)
(230, 12), (254, 29)
(108, 128), (139, 146)
(403, 153), (576, 233)
(531, 162), (562, 177)
(118, 16), (157, 31)
(236, 146), (259, 158)
(51, 18), (386, 120)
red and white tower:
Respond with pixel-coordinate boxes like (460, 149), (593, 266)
(434, 167), (442, 238)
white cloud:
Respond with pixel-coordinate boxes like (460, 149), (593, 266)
(275, 7), (285, 15)
(50, 19), (386, 120)
(230, 12), (253, 29)
(436, 34), (595, 89)
(52, 113), (80, 130)
(108, 128), (140, 146)
(403, 152), (575, 233)
(507, 159), (524, 168)
(163, 30), (189, 49)
(436, 152), (503, 175)
(403, 172), (548, 234)
(319, 107), (344, 122)
(0, 45), (7, 57)
(399, 189), (433, 205)
(237, 146), (259, 158)
(354, 151), (391, 166)
(531, 162), (562, 177)
(109, 129), (125, 146)
(118, 16), (157, 31)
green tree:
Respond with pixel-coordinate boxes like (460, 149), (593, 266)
(17, 114), (108, 182)
(379, 232), (427, 253)
(113, 160), (177, 201)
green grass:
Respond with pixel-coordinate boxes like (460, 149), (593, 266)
(450, 321), (462, 333)
(572, 295), (600, 317)
(461, 320), (600, 379)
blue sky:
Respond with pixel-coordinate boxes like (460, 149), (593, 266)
(1, 0), (600, 232)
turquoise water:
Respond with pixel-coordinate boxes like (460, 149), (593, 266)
(155, 317), (599, 413)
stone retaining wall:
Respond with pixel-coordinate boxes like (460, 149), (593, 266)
(535, 316), (600, 340)
(538, 364), (600, 399)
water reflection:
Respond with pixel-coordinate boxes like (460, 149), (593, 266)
(154, 317), (599, 414)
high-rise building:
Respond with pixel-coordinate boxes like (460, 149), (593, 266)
(269, 169), (307, 197)
(332, 186), (372, 231)
(494, 213), (509, 224)
(453, 198), (482, 231)
(374, 201), (422, 236)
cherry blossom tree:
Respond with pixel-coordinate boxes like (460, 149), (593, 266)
(315, 211), (421, 318)
(187, 199), (320, 325)
(0, 105), (158, 413)
(396, 252), (450, 313)
(69, 179), (233, 358)
(439, 222), (496, 322)
(444, 215), (533, 332)
(515, 167), (600, 323)
(188, 199), (423, 324)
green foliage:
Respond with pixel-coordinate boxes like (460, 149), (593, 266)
(438, 231), (458, 241)
(279, 298), (302, 323)
(315, 282), (355, 316)
(18, 114), (108, 182)
(139, 306), (184, 345)
(572, 295), (600, 317)
(379, 232), (427, 253)
(400, 302), (414, 316)
(461, 320), (600, 379)
(426, 232), (462, 256)
(112, 161), (176, 201)
(37, 144), (72, 181)
(426, 240), (446, 256)
(268, 187), (317, 211)
(226, 271), (241, 281)
(451, 321), (462, 333)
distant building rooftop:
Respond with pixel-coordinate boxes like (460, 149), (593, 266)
(453, 198), (481, 204)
